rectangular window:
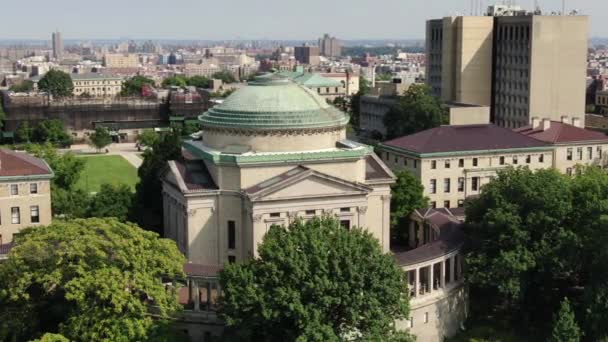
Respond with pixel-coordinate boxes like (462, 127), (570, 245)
(444, 178), (450, 193)
(513, 157), (518, 165)
(410, 317), (414, 328)
(414, 160), (418, 168)
(539, 154), (544, 163)
(430, 201), (436, 209)
(424, 312), (429, 324)
(577, 147), (583, 160)
(228, 221), (236, 250)
(30, 183), (38, 194)
(431, 160), (437, 169)
(499, 156), (505, 165)
(403, 158), (408, 166)
(567, 167), (573, 176)
(472, 177), (479, 191)
(11, 207), (20, 224)
(430, 179), (437, 194)
(444, 201), (450, 208)
(526, 155), (531, 164)
(472, 158), (478, 167)
(340, 207), (350, 213)
(458, 159), (464, 168)
(228, 255), (236, 264)
(305, 210), (316, 216)
(10, 184), (18, 196)
(269, 212), (281, 218)
(597, 146), (603, 159)
(458, 177), (465, 192)
(587, 147), (593, 160)
(30, 206), (40, 223)
(567, 148), (573, 161)
(340, 220), (351, 230)
(445, 160), (450, 169)
(394, 156), (398, 163)
(458, 200), (465, 208)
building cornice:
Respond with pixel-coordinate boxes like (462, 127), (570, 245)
(378, 143), (553, 159)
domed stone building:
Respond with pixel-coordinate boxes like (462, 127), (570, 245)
(162, 73), (395, 267)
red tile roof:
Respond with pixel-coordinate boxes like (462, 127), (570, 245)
(515, 121), (608, 144)
(382, 124), (548, 154)
(0, 149), (53, 178)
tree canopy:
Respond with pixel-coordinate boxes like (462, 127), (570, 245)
(88, 127), (112, 151)
(390, 170), (428, 243)
(161, 75), (188, 88)
(464, 166), (608, 339)
(133, 131), (182, 233)
(87, 183), (134, 221)
(121, 76), (155, 96)
(383, 84), (446, 140)
(349, 77), (371, 133)
(38, 70), (74, 97)
(136, 129), (159, 149)
(0, 218), (185, 342)
(550, 298), (581, 342)
(9, 80), (34, 93)
(29, 119), (72, 147)
(187, 75), (211, 88)
(219, 216), (413, 342)
(212, 70), (237, 84)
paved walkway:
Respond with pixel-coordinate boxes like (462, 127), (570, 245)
(69, 143), (143, 168)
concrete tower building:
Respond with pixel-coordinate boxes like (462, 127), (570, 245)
(318, 33), (342, 58)
(426, 7), (588, 128)
(51, 31), (63, 60)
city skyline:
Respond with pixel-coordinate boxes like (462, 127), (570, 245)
(1, 0), (607, 41)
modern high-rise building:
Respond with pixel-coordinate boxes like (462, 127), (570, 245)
(426, 8), (588, 128)
(318, 33), (342, 58)
(294, 45), (320, 65)
(51, 31), (63, 60)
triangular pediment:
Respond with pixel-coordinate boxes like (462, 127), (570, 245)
(246, 167), (371, 201)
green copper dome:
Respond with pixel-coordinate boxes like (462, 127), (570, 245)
(199, 74), (349, 131)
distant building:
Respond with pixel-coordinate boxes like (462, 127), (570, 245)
(0, 149), (54, 247)
(51, 31), (63, 60)
(294, 45), (320, 66)
(103, 53), (139, 68)
(597, 90), (608, 114)
(427, 13), (588, 129)
(359, 79), (411, 137)
(71, 73), (123, 97)
(318, 33), (342, 58)
(278, 70), (345, 100)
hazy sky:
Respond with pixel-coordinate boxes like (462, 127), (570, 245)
(2, 0), (607, 40)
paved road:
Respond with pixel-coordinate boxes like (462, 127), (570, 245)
(69, 143), (143, 168)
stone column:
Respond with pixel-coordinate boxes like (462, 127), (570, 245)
(449, 255), (455, 283)
(428, 265), (434, 294)
(414, 268), (419, 297)
(440, 259), (446, 289)
(193, 279), (200, 311)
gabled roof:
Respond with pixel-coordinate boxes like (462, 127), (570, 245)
(0, 149), (53, 179)
(382, 124), (549, 155)
(365, 154), (396, 182)
(244, 166), (372, 201)
(165, 160), (217, 193)
(515, 121), (608, 144)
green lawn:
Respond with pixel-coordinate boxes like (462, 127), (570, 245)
(76, 155), (139, 193)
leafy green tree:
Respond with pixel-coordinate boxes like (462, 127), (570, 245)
(349, 77), (371, 132)
(219, 216), (413, 342)
(30, 333), (70, 342)
(32, 119), (72, 146)
(133, 131), (182, 233)
(162, 75), (188, 88)
(26, 143), (85, 190)
(390, 170), (428, 243)
(15, 121), (33, 142)
(88, 183), (133, 221)
(121, 75), (155, 96)
(187, 75), (210, 88)
(550, 298), (581, 342)
(0, 218), (185, 342)
(38, 69), (74, 97)
(51, 187), (90, 219)
(212, 70), (237, 83)
(383, 84), (446, 139)
(9, 80), (34, 92)
(136, 129), (159, 149)
(88, 127), (112, 152)
(377, 72), (393, 81)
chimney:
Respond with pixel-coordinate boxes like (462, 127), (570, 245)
(572, 117), (582, 128)
(561, 116), (569, 124)
(542, 118), (551, 131)
(532, 117), (541, 129)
